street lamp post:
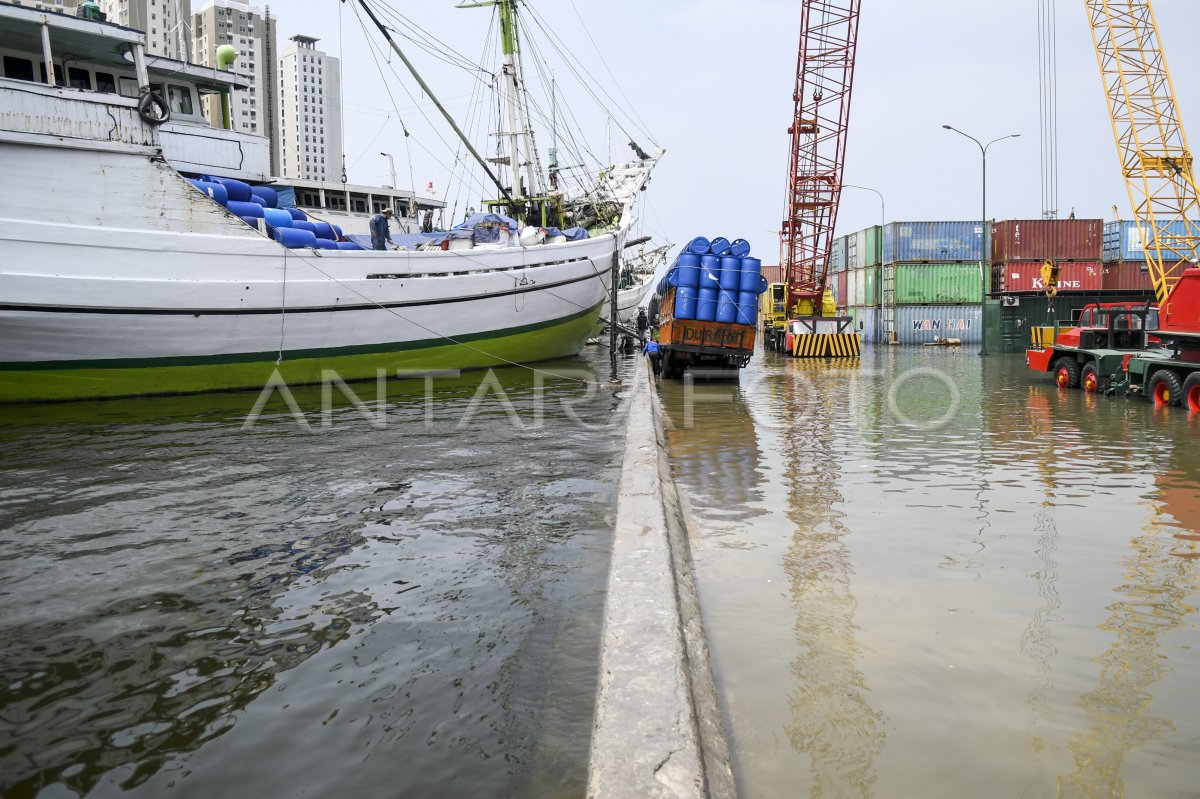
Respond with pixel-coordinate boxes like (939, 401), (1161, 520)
(941, 126), (1020, 356)
(843, 184), (885, 343)
(380, 151), (397, 190)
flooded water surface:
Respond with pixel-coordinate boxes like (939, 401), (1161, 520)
(0, 349), (629, 799)
(661, 348), (1200, 799)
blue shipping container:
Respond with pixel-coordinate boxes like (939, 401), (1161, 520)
(883, 221), (985, 264)
(893, 305), (982, 346)
(1102, 219), (1200, 263)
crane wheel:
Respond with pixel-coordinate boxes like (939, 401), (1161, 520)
(1054, 357), (1080, 389)
(1148, 369), (1183, 407)
(1081, 362), (1107, 394)
(1183, 373), (1200, 413)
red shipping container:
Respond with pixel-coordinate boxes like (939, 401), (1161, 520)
(991, 219), (1103, 262)
(1101, 261), (1155, 292)
(836, 271), (849, 305)
(994, 261), (1104, 293)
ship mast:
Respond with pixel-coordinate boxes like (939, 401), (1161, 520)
(458, 0), (541, 200)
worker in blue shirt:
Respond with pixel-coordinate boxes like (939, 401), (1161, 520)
(642, 337), (661, 376)
(370, 208), (394, 250)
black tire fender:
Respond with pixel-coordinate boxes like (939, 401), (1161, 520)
(138, 91), (171, 126)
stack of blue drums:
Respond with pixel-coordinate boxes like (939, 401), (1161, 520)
(661, 236), (766, 323)
(186, 176), (362, 250)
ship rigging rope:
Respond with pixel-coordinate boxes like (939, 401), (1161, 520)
(1037, 0), (1059, 220)
(521, 4), (657, 151)
(350, 1), (494, 201)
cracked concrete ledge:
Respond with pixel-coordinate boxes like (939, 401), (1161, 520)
(587, 357), (737, 799)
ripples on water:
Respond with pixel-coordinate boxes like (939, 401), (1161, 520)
(661, 348), (1200, 799)
(0, 349), (631, 799)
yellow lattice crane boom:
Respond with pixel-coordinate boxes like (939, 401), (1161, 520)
(1086, 0), (1200, 306)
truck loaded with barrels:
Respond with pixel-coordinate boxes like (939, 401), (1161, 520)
(652, 236), (768, 379)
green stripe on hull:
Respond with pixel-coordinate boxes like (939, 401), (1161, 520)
(0, 304), (602, 403)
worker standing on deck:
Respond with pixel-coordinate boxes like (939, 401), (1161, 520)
(636, 308), (648, 340)
(642, 337), (660, 376)
(370, 208), (394, 250)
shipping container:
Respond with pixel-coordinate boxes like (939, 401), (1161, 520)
(989, 291), (1162, 353)
(992, 260), (1104, 293)
(882, 221), (984, 263)
(1101, 260), (1155, 292)
(847, 305), (880, 344)
(894, 305), (983, 346)
(830, 235), (849, 273)
(990, 219), (1102, 263)
(1102, 219), (1200, 262)
(836, 271), (848, 306)
(847, 265), (878, 306)
(761, 264), (784, 285)
(885, 262), (985, 305)
(848, 226), (882, 269)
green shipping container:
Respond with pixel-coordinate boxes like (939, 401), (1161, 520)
(886, 262), (985, 305)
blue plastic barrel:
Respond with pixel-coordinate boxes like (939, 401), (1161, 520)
(699, 255), (721, 289)
(311, 222), (336, 240)
(287, 208), (308, 221)
(263, 208), (294, 229)
(214, 177), (252, 202)
(250, 185), (278, 208)
(274, 228), (318, 249)
(311, 238), (339, 250)
(697, 287), (719, 321)
(738, 257), (763, 292)
(730, 238), (751, 258)
(239, 215), (263, 229)
(716, 290), (738, 324)
(686, 236), (710, 255)
(675, 253), (702, 287)
(674, 286), (699, 320)
(292, 220), (317, 233)
(719, 256), (741, 291)
(227, 200), (264, 218)
(736, 291), (757, 325)
(337, 241), (363, 251)
(190, 179), (228, 205)
(708, 237), (731, 256)
(331, 224), (344, 240)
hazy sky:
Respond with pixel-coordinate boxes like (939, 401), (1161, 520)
(275, 1), (1200, 260)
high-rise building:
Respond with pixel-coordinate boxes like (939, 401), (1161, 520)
(99, 0), (191, 59)
(278, 34), (342, 183)
(190, 0), (278, 173)
(15, 1), (81, 14)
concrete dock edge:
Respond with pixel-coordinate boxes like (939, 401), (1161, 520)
(587, 357), (736, 799)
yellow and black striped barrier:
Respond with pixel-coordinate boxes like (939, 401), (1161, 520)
(792, 332), (862, 358)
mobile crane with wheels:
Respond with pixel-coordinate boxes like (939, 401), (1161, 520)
(1026, 0), (1200, 409)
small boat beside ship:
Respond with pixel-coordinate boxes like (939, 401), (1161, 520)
(0, 1), (661, 402)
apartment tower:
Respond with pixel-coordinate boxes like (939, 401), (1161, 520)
(278, 34), (342, 183)
(190, 0), (278, 172)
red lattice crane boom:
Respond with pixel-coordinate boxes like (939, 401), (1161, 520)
(782, 0), (862, 313)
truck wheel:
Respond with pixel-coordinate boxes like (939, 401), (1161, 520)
(1183, 373), (1200, 412)
(1054, 357), (1080, 389)
(1081, 362), (1107, 394)
(1148, 369), (1183, 407)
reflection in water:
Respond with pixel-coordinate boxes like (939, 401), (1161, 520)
(776, 361), (885, 797)
(660, 377), (766, 523)
(0, 529), (372, 796)
(1057, 457), (1200, 798)
(0, 352), (626, 799)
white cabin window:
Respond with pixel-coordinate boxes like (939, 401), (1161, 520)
(167, 85), (193, 115)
